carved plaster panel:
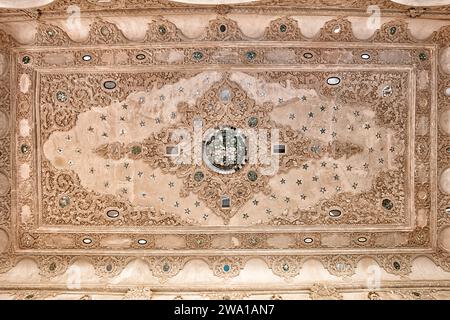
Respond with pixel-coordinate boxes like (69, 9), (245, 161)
(0, 0), (450, 298)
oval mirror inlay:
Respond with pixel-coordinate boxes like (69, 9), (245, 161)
(193, 51), (203, 61)
(247, 171), (258, 182)
(246, 51), (256, 61)
(327, 77), (341, 85)
(103, 81), (117, 90)
(393, 261), (401, 270)
(162, 263), (170, 272)
(361, 53), (370, 60)
(49, 262), (56, 271)
(358, 237), (367, 243)
(248, 116), (258, 127)
(82, 238), (92, 244)
(329, 209), (342, 217)
(158, 25), (167, 35)
(59, 195), (70, 208)
(106, 209), (120, 218)
(82, 55), (92, 61)
(138, 239), (147, 245)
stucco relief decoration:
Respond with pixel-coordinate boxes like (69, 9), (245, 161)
(0, 0), (449, 300)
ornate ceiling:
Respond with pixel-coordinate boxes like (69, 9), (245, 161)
(0, 0), (450, 300)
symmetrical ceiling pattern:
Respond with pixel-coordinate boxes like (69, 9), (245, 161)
(0, 0), (450, 300)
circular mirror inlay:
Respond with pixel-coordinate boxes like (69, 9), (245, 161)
(279, 24), (287, 33)
(106, 264), (113, 272)
(56, 91), (68, 103)
(59, 195), (70, 208)
(333, 25), (341, 33)
(419, 52), (428, 61)
(103, 80), (117, 90)
(389, 26), (397, 35)
(246, 51), (256, 61)
(106, 209), (119, 218)
(282, 263), (289, 272)
(158, 25), (167, 35)
(22, 56), (30, 64)
(446, 207), (450, 214)
(329, 209), (342, 217)
(327, 77), (341, 86)
(82, 55), (92, 62)
(193, 51), (203, 61)
(223, 264), (231, 272)
(194, 171), (204, 182)
(382, 198), (394, 210)
(219, 24), (227, 33)
(20, 144), (30, 154)
(162, 263), (170, 272)
(445, 87), (450, 96)
(248, 116), (258, 127)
